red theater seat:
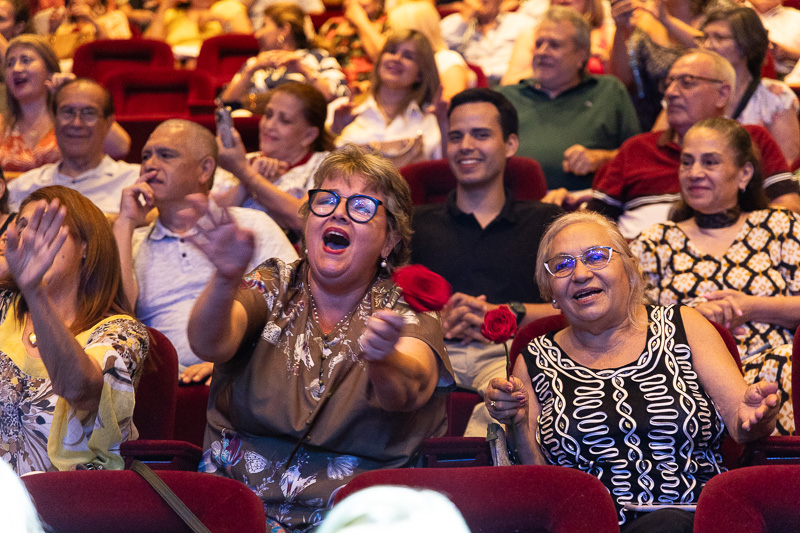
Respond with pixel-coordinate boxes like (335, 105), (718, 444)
(400, 156), (548, 205)
(335, 465), (621, 533)
(72, 39), (174, 83)
(694, 465), (800, 532)
(105, 67), (215, 119)
(195, 34), (260, 94)
(22, 470), (266, 533)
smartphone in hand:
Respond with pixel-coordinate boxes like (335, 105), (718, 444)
(215, 106), (234, 149)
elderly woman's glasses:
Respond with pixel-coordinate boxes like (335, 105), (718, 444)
(544, 246), (617, 277)
(308, 189), (384, 224)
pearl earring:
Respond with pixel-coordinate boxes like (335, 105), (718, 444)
(380, 257), (387, 268)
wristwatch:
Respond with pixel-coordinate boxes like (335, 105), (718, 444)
(507, 301), (526, 326)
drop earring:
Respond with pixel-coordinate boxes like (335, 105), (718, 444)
(380, 257), (387, 268)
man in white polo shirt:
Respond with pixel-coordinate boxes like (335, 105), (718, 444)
(9, 78), (138, 214)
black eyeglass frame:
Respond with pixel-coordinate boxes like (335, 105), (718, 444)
(543, 246), (619, 278)
(307, 188), (385, 224)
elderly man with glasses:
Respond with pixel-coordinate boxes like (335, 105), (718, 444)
(588, 49), (800, 239)
(8, 78), (138, 215)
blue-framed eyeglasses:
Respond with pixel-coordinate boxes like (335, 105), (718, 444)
(308, 189), (384, 224)
(544, 246), (617, 277)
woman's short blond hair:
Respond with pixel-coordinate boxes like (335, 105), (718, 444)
(534, 211), (648, 327)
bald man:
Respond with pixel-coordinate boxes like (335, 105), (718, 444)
(113, 119), (298, 382)
(589, 50), (800, 239)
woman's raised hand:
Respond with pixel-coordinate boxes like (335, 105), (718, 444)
(486, 376), (529, 426)
(5, 199), (68, 294)
(215, 127), (249, 175)
(358, 309), (406, 362)
(738, 380), (780, 432)
(183, 195), (255, 281)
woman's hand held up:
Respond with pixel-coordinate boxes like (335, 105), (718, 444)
(5, 200), (68, 294)
(184, 196), (255, 282)
(359, 309), (405, 363)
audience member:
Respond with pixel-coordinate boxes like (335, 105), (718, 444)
(0, 35), (61, 176)
(385, 2), (472, 103)
(332, 29), (442, 163)
(221, 2), (347, 105)
(248, 0), (324, 30)
(502, 0), (614, 85)
(0, 185), (149, 474)
(411, 88), (561, 436)
(696, 7), (799, 164)
(0, 0), (29, 62)
(317, 486), (470, 533)
(439, 0), (529, 86)
(0, 36), (130, 176)
(319, 0), (386, 91)
(214, 82), (333, 233)
(497, 6), (640, 202)
(487, 210), (780, 530)
(187, 145), (453, 531)
(144, 0), (252, 60)
(589, 50), (800, 239)
(608, 0), (717, 130)
(45, 0), (131, 61)
(631, 117), (797, 435)
(8, 78), (138, 215)
(113, 119), (297, 381)
(745, 0), (800, 77)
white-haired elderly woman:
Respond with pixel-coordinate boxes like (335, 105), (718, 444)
(486, 211), (780, 533)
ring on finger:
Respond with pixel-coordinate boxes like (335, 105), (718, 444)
(489, 400), (496, 407)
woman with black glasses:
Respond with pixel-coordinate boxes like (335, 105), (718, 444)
(486, 209), (780, 532)
(186, 145), (453, 533)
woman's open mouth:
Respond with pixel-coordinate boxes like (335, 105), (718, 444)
(322, 228), (351, 251)
(572, 288), (602, 301)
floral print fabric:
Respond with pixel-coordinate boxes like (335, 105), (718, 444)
(200, 258), (451, 532)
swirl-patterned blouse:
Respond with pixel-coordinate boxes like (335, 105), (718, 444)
(522, 305), (725, 525)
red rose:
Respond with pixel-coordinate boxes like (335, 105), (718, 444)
(481, 305), (518, 344)
(392, 264), (452, 313)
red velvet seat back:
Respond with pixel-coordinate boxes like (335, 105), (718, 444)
(73, 39), (174, 83)
(695, 465), (800, 532)
(105, 68), (215, 119)
(400, 156), (548, 205)
(22, 470), (267, 533)
(134, 327), (178, 440)
(335, 465), (620, 533)
(195, 34), (259, 91)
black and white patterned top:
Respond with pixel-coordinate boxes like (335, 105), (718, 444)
(522, 305), (725, 525)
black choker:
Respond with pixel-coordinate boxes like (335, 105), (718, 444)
(694, 206), (741, 229)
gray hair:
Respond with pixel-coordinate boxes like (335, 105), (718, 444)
(540, 5), (592, 61)
(535, 211), (648, 328)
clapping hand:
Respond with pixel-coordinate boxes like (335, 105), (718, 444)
(5, 199), (68, 294)
(358, 309), (406, 362)
(442, 292), (489, 343)
(738, 380), (780, 432)
(695, 289), (753, 331)
(183, 195), (255, 281)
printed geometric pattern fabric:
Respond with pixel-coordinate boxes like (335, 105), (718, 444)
(522, 305), (726, 526)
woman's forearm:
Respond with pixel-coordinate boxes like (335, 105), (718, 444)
(239, 167), (304, 231)
(25, 287), (103, 412)
(187, 273), (248, 363)
(365, 342), (437, 412)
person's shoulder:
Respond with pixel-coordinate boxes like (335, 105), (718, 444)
(228, 205), (285, 234)
(104, 156), (140, 174)
(9, 163), (57, 192)
(511, 199), (563, 220)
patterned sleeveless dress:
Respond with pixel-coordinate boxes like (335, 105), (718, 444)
(522, 305), (726, 526)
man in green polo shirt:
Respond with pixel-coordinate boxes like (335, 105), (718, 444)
(497, 6), (640, 207)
